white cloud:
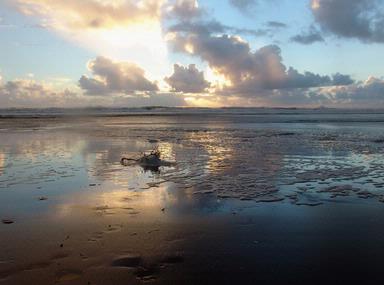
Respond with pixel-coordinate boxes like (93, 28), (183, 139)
(11, 0), (164, 30)
(79, 57), (158, 96)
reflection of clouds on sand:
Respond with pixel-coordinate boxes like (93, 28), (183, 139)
(186, 131), (234, 174)
(1, 131), (85, 160)
(80, 138), (175, 189)
(0, 131), (88, 188)
(76, 126), (287, 201)
(53, 181), (223, 222)
(160, 129), (285, 201)
(0, 151), (5, 176)
(3, 117), (384, 209)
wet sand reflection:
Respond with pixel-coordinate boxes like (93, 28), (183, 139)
(2, 117), (384, 284)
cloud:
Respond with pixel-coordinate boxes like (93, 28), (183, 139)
(319, 76), (384, 105)
(167, 26), (353, 96)
(260, 89), (330, 107)
(261, 76), (384, 107)
(266, 21), (287, 29)
(10, 0), (164, 30)
(0, 79), (81, 108)
(165, 64), (210, 93)
(0, 77), (186, 108)
(168, 19), (269, 39)
(229, 0), (257, 14)
(311, 0), (384, 43)
(0, 74), (382, 108)
(291, 26), (324, 44)
(79, 57), (158, 96)
(111, 92), (186, 107)
(167, 0), (202, 19)
(7, 0), (170, 80)
(198, 76), (384, 107)
(331, 73), (355, 86)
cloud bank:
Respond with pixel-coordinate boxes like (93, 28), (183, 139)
(0, 79), (81, 108)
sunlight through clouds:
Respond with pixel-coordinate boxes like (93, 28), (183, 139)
(1, 0), (384, 107)
(11, 0), (170, 79)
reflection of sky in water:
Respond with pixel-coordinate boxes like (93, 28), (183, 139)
(0, 151), (5, 176)
(2, 115), (384, 284)
(1, 117), (384, 220)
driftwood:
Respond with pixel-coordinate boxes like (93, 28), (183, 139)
(121, 148), (173, 171)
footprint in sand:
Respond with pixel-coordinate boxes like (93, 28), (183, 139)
(121, 207), (140, 216)
(135, 268), (158, 281)
(50, 252), (70, 260)
(111, 255), (158, 281)
(55, 269), (82, 282)
(105, 224), (123, 233)
(111, 255), (142, 268)
(160, 254), (184, 264)
(88, 231), (104, 242)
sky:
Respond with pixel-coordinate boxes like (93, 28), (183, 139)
(0, 0), (384, 108)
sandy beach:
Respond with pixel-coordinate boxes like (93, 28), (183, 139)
(1, 109), (384, 284)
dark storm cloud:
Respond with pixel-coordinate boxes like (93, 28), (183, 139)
(79, 56), (158, 96)
(311, 0), (384, 43)
(165, 64), (210, 93)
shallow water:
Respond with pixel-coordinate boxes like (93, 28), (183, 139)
(1, 109), (384, 284)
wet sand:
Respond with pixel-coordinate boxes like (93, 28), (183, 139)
(2, 111), (384, 284)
